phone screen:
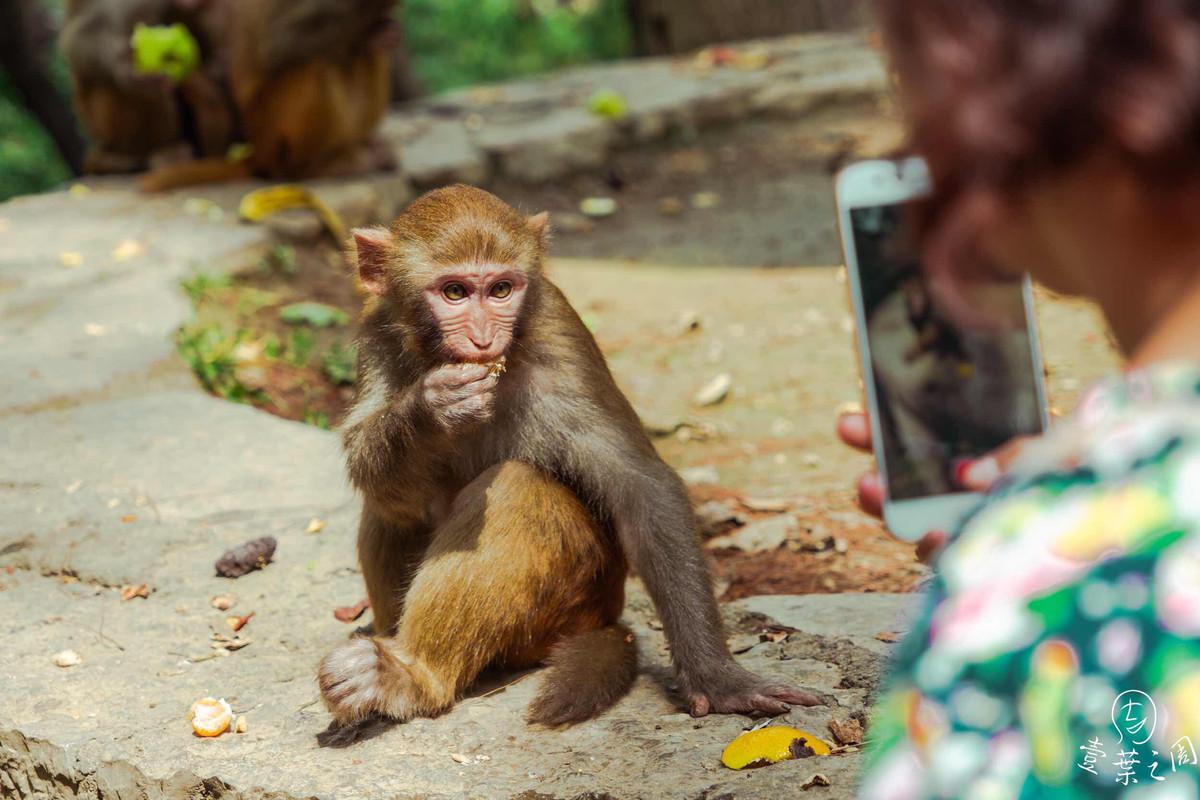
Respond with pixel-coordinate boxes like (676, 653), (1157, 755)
(849, 202), (1045, 501)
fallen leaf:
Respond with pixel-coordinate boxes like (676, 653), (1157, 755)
(694, 373), (732, 406)
(874, 631), (902, 643)
(741, 496), (791, 513)
(579, 197), (617, 218)
(210, 594), (236, 611)
(120, 514), (138, 523)
(679, 465), (720, 486)
(305, 517), (325, 534)
(215, 536), (276, 578)
(827, 717), (865, 746)
(334, 598), (370, 623)
(802, 774), (831, 790)
(111, 239), (145, 261)
(210, 635), (252, 652)
(450, 753), (469, 764)
(706, 515), (797, 553)
(691, 191), (721, 209)
(658, 196), (684, 215)
(53, 649), (82, 668)
(120, 584), (150, 601)
(59, 251), (84, 267)
(226, 611), (255, 632)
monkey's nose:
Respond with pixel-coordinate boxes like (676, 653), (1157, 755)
(468, 334), (494, 350)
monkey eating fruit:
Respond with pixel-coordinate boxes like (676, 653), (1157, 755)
(318, 185), (821, 728)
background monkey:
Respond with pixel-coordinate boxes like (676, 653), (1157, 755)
(139, 0), (397, 190)
(318, 185), (820, 726)
(60, 0), (235, 173)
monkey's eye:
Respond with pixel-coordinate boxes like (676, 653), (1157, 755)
(442, 283), (468, 301)
(490, 281), (513, 299)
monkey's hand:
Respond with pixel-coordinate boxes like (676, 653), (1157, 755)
(684, 662), (823, 717)
(421, 363), (498, 429)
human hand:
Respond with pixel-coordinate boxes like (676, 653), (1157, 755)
(835, 409), (1032, 562)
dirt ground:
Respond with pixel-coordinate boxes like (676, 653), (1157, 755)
(184, 103), (1119, 599)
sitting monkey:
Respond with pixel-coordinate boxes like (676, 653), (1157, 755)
(318, 185), (820, 726)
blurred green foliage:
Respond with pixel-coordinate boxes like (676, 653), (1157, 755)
(0, 65), (73, 201)
(0, 0), (632, 200)
(405, 0), (631, 92)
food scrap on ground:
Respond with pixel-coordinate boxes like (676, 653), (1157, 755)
(189, 697), (233, 737)
(720, 726), (831, 770)
(210, 594), (236, 611)
(53, 649), (82, 668)
(215, 536), (277, 578)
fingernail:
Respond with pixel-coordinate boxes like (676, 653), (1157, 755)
(961, 457), (1001, 489)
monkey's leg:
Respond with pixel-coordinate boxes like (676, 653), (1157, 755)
(319, 461), (630, 726)
(355, 504), (430, 636)
(75, 83), (181, 174)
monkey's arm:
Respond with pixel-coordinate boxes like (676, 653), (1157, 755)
(559, 425), (821, 716)
(341, 370), (440, 493)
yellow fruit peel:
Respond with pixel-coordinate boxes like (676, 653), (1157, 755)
(237, 185), (348, 243)
(189, 697), (233, 737)
(721, 726), (832, 769)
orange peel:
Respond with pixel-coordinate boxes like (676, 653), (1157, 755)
(721, 726), (831, 769)
(189, 697), (233, 737)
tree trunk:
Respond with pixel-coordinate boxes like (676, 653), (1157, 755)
(628, 0), (866, 56)
(0, 0), (86, 175)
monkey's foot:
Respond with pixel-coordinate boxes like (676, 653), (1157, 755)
(685, 663), (824, 717)
(317, 637), (428, 725)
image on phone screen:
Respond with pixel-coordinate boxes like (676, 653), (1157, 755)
(849, 203), (1045, 501)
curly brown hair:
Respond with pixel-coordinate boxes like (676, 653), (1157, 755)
(876, 0), (1200, 275)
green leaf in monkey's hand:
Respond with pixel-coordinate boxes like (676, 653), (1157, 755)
(131, 23), (200, 82)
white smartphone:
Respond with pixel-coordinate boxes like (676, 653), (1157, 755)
(834, 157), (1048, 540)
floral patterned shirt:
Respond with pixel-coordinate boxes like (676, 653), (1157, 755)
(860, 362), (1200, 798)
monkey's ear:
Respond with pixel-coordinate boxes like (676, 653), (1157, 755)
(352, 227), (394, 296)
(527, 211), (551, 242)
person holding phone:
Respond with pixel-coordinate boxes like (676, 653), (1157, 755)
(839, 1), (1200, 797)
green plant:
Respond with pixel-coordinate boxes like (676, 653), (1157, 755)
(323, 342), (358, 385)
(285, 328), (316, 366)
(176, 323), (261, 403)
(404, 0), (631, 93)
(0, 50), (73, 201)
(303, 409), (331, 430)
(181, 271), (232, 303)
(259, 244), (298, 276)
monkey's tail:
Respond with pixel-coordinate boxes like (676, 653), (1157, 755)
(526, 623), (638, 726)
(138, 158), (255, 193)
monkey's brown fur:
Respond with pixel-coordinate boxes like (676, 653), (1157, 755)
(61, 0), (235, 174)
(318, 186), (818, 728)
(138, 0), (395, 190)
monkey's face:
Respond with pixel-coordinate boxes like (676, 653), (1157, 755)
(422, 262), (528, 363)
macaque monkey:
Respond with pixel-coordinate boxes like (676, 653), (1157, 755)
(139, 0), (397, 190)
(317, 185), (821, 727)
(60, 0), (235, 173)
